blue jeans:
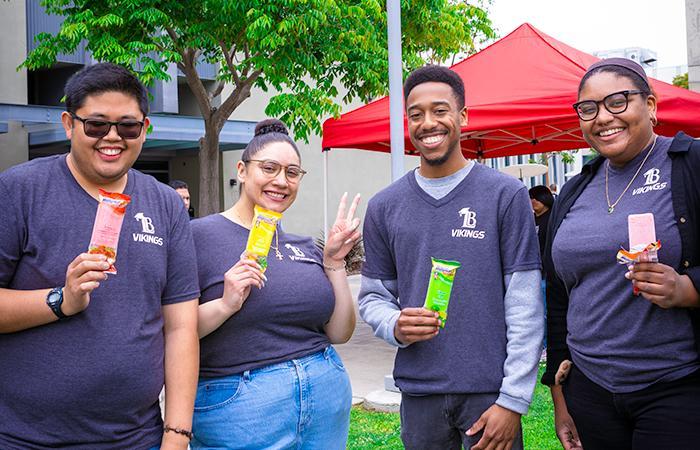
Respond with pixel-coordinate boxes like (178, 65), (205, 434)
(191, 346), (352, 450)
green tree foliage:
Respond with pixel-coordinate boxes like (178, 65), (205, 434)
(23, 0), (495, 215)
(673, 72), (689, 89)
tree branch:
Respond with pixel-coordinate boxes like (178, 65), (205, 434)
(164, 26), (180, 47)
(218, 41), (241, 86)
(213, 69), (262, 130)
(209, 80), (225, 100)
(240, 50), (261, 78)
(180, 48), (213, 121)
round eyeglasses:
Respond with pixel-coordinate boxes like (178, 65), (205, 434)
(573, 90), (648, 121)
(71, 113), (145, 140)
(244, 159), (307, 182)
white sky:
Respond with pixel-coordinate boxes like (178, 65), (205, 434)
(487, 0), (688, 68)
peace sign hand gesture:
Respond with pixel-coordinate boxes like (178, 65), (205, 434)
(324, 192), (362, 267)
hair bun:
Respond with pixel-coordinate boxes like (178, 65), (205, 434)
(254, 119), (289, 137)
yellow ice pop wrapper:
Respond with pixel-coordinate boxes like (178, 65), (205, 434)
(244, 205), (282, 271)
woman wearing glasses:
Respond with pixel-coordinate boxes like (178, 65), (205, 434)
(189, 119), (360, 449)
(542, 58), (700, 450)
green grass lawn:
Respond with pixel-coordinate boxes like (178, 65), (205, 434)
(348, 364), (560, 449)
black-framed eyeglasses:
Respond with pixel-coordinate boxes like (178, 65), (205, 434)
(573, 90), (648, 121)
(70, 113), (145, 139)
(244, 159), (307, 182)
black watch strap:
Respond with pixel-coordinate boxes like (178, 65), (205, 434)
(47, 287), (68, 319)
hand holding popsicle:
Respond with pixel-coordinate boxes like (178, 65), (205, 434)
(61, 252), (110, 316)
(220, 258), (266, 315)
(394, 307), (440, 345)
(626, 258), (700, 308)
(323, 192), (362, 266)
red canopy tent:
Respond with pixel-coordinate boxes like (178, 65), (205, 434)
(322, 23), (700, 159)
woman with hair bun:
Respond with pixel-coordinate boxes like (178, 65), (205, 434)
(190, 119), (360, 449)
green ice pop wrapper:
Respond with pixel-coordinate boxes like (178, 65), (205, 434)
(423, 258), (461, 328)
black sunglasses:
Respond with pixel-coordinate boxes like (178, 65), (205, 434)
(70, 113), (145, 139)
(573, 90), (648, 121)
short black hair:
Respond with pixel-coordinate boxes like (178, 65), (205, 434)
(578, 66), (651, 98)
(65, 63), (149, 117)
(242, 119), (300, 162)
(168, 180), (188, 190)
(404, 65), (465, 109)
(529, 185), (554, 209)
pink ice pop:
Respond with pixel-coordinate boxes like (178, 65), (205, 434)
(628, 213), (656, 250)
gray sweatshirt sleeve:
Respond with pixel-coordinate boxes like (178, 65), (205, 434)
(496, 269), (544, 415)
(358, 276), (409, 348)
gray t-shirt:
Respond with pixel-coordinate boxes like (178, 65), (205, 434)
(192, 214), (334, 377)
(552, 135), (699, 393)
(362, 163), (541, 395)
(0, 154), (199, 449)
(414, 161), (474, 199)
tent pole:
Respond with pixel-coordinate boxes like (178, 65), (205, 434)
(323, 148), (329, 237)
(387, 0), (404, 182)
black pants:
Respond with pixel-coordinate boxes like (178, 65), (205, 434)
(400, 392), (524, 450)
(563, 365), (700, 450)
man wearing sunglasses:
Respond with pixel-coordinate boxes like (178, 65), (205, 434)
(0, 63), (199, 449)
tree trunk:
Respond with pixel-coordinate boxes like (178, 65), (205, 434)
(198, 120), (221, 217)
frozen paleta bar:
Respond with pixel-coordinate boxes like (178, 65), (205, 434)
(243, 205), (282, 272)
(423, 258), (461, 329)
(87, 189), (131, 274)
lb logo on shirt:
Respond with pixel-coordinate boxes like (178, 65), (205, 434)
(632, 168), (667, 196)
(452, 207), (486, 239)
(133, 213), (164, 246)
(285, 243), (317, 263)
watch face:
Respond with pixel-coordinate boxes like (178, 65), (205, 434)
(48, 289), (62, 306)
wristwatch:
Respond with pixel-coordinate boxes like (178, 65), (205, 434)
(46, 287), (68, 320)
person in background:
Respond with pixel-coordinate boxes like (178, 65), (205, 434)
(0, 62), (199, 449)
(529, 185), (555, 261)
(543, 57), (700, 450)
(549, 183), (559, 197)
(190, 119), (360, 449)
(169, 179), (194, 219)
(529, 184), (554, 353)
(359, 65), (543, 450)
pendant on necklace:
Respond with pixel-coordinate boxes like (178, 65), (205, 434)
(608, 206), (615, 214)
(275, 249), (284, 260)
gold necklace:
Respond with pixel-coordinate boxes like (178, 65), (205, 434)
(270, 229), (283, 260)
(231, 207), (283, 260)
(605, 134), (658, 214)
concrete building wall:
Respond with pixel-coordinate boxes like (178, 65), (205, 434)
(0, 122), (29, 172)
(0, 2), (29, 171)
(0, 0), (27, 105)
(688, 0), (700, 92)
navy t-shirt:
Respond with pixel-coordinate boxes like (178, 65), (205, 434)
(362, 163), (541, 394)
(552, 136), (699, 393)
(192, 214), (334, 377)
(0, 155), (199, 449)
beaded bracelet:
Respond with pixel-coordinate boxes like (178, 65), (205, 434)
(323, 260), (347, 271)
(163, 425), (193, 440)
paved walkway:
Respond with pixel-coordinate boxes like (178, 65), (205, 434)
(334, 275), (397, 402)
